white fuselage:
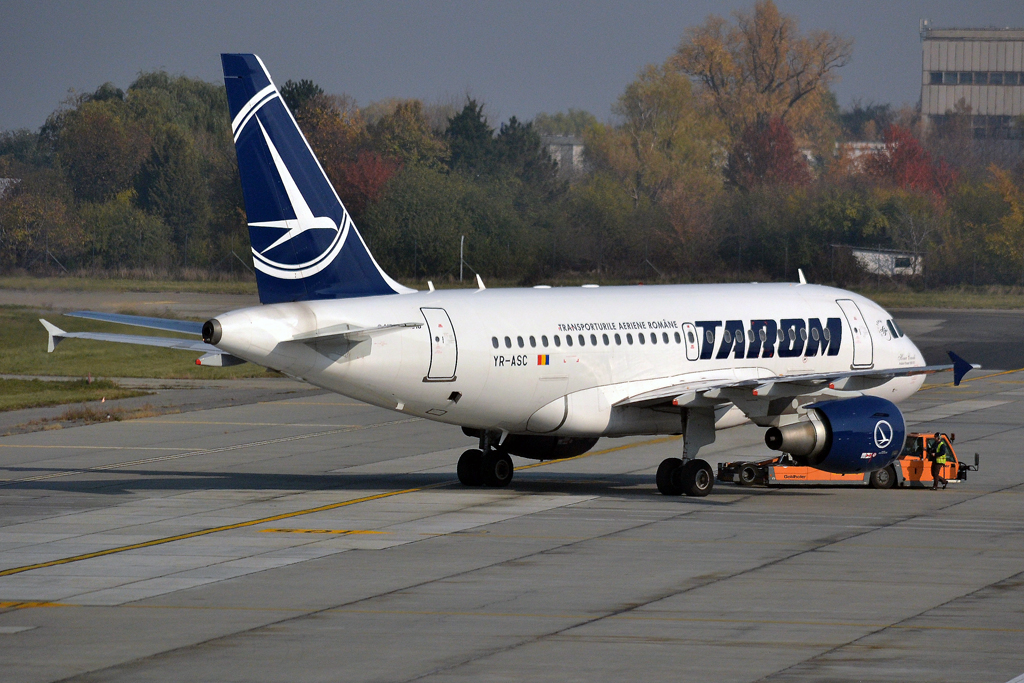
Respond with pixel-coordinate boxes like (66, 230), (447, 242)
(211, 283), (926, 437)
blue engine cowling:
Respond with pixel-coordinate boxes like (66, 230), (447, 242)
(764, 396), (906, 474)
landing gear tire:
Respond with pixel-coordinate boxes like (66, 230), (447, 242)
(457, 449), (484, 486)
(680, 459), (714, 497)
(738, 463), (759, 486)
(869, 465), (897, 490)
(481, 451), (514, 488)
(656, 458), (684, 496)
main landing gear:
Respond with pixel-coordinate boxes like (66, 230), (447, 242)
(655, 407), (717, 497)
(656, 457), (714, 497)
(457, 432), (514, 488)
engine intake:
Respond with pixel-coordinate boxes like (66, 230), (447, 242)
(202, 319), (222, 345)
(764, 395), (905, 474)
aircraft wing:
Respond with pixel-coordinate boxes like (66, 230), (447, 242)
(40, 319), (218, 354)
(615, 352), (977, 411)
(59, 310), (423, 343)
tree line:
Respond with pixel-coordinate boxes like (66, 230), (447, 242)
(1, 0), (1023, 288)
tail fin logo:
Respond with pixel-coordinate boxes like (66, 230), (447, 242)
(223, 53), (412, 302)
(245, 116), (348, 279)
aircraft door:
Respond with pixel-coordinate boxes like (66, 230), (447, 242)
(835, 299), (873, 368)
(682, 323), (699, 362)
(421, 308), (458, 381)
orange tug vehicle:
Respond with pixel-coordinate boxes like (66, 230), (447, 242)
(718, 432), (979, 489)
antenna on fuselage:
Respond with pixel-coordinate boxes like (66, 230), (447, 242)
(797, 269), (807, 285)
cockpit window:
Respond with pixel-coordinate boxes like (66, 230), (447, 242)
(887, 320), (898, 339)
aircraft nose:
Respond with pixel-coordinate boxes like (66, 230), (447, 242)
(905, 334), (924, 362)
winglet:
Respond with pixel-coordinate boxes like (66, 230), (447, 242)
(476, 274), (486, 290)
(797, 268), (807, 285)
(948, 351), (976, 386)
(39, 319), (66, 353)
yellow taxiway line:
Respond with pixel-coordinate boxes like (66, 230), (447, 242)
(0, 488), (424, 578)
(0, 434), (677, 577)
(921, 367), (1023, 391)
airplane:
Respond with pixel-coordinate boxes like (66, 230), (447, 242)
(38, 53), (977, 498)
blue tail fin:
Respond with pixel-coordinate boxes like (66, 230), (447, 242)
(221, 54), (411, 304)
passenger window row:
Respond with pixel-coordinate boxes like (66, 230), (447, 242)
(719, 326), (831, 345)
(489, 321), (847, 352)
(490, 325), (838, 351)
(491, 331), (684, 350)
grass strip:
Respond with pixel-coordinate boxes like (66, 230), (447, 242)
(0, 306), (276, 379)
(0, 378), (148, 412)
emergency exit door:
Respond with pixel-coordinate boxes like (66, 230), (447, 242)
(682, 323), (699, 361)
(835, 299), (873, 368)
(421, 308), (458, 381)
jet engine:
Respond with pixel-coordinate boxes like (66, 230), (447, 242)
(764, 396), (905, 474)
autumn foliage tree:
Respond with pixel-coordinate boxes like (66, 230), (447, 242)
(8, 5), (1024, 288)
(864, 125), (957, 197)
(586, 63), (721, 208)
(56, 100), (150, 203)
(725, 116), (810, 190)
(342, 151), (401, 217)
(674, 0), (851, 149)
(367, 100), (448, 167)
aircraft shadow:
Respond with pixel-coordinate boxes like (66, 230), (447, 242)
(0, 466), (743, 502)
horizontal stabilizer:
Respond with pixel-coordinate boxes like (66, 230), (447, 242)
(290, 322), (423, 342)
(39, 319), (218, 354)
(66, 311), (204, 335)
(40, 319), (66, 353)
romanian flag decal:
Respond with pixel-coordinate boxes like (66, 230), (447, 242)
(537, 354), (550, 366)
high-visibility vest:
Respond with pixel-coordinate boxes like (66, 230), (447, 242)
(935, 442), (949, 464)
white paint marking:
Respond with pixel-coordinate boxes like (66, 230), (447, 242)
(904, 399), (1012, 425)
(0, 626), (36, 634)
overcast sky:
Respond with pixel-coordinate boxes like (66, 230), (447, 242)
(2, 0), (1024, 131)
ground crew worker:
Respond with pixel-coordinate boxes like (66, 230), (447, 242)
(931, 433), (949, 490)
